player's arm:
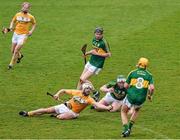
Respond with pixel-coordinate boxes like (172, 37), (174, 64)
(28, 23), (36, 36)
(53, 89), (73, 100)
(28, 16), (37, 36)
(124, 71), (133, 89)
(3, 18), (15, 34)
(92, 102), (113, 111)
(9, 14), (17, 31)
(100, 84), (114, 93)
(85, 49), (111, 57)
(147, 84), (155, 101)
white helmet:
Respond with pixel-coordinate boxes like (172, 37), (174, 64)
(82, 83), (94, 90)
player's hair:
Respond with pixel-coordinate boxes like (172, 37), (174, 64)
(94, 27), (103, 34)
(22, 2), (31, 7)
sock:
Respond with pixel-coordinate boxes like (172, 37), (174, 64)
(9, 56), (15, 66)
(123, 124), (128, 132)
(27, 112), (32, 116)
(128, 120), (135, 130)
(18, 52), (22, 59)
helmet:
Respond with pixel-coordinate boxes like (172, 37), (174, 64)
(94, 27), (103, 34)
(82, 83), (94, 90)
(137, 57), (149, 68)
(117, 75), (126, 83)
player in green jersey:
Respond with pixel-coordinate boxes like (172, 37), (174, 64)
(77, 27), (111, 101)
(95, 75), (127, 112)
(121, 57), (155, 137)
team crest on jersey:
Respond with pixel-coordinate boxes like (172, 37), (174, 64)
(17, 16), (30, 22)
(73, 96), (87, 104)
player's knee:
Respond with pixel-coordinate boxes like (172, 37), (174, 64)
(121, 105), (129, 113)
(56, 114), (71, 120)
(56, 115), (64, 120)
(14, 48), (20, 54)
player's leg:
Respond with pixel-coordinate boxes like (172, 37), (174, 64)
(121, 97), (131, 137)
(95, 93), (112, 111)
(56, 112), (78, 120)
(19, 106), (56, 117)
(77, 62), (94, 89)
(8, 34), (27, 69)
(79, 70), (94, 88)
(128, 106), (141, 131)
(55, 104), (79, 120)
(110, 101), (122, 112)
(11, 43), (17, 54)
(95, 99), (109, 111)
(9, 45), (23, 68)
(8, 34), (18, 69)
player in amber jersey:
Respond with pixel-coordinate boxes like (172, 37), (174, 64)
(19, 83), (113, 120)
(8, 2), (36, 69)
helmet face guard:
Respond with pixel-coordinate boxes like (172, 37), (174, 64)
(117, 75), (126, 83)
(82, 83), (94, 91)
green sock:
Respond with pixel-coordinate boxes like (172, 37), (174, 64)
(123, 124), (128, 132)
(128, 120), (134, 130)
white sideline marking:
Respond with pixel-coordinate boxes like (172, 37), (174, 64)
(135, 124), (170, 139)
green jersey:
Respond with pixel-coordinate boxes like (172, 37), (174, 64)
(126, 68), (154, 105)
(89, 37), (110, 68)
(106, 80), (127, 100)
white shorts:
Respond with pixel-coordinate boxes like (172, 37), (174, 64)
(102, 92), (123, 105)
(54, 104), (79, 118)
(123, 96), (142, 109)
(12, 32), (28, 45)
(85, 62), (102, 75)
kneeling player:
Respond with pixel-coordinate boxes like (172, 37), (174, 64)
(19, 83), (113, 120)
(95, 75), (127, 112)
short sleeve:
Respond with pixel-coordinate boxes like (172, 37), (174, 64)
(126, 72), (132, 84)
(87, 97), (96, 105)
(65, 90), (81, 96)
(12, 14), (17, 22)
(149, 75), (154, 84)
(106, 80), (116, 88)
(31, 16), (36, 24)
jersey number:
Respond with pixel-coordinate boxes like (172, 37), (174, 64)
(135, 77), (144, 89)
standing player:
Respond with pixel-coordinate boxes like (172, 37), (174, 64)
(95, 75), (127, 112)
(19, 83), (113, 120)
(77, 27), (111, 101)
(8, 2), (36, 69)
(121, 57), (155, 137)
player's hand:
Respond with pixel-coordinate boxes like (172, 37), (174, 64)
(91, 49), (98, 55)
(27, 31), (32, 36)
(106, 52), (111, 57)
(107, 87), (114, 93)
(107, 105), (113, 111)
(53, 95), (59, 100)
(82, 54), (86, 58)
(147, 94), (153, 102)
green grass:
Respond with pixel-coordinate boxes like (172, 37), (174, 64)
(0, 0), (180, 139)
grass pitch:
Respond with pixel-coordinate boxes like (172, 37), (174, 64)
(0, 0), (180, 139)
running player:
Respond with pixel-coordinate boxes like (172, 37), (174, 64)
(121, 57), (155, 137)
(19, 83), (113, 120)
(8, 2), (36, 69)
(77, 27), (111, 101)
